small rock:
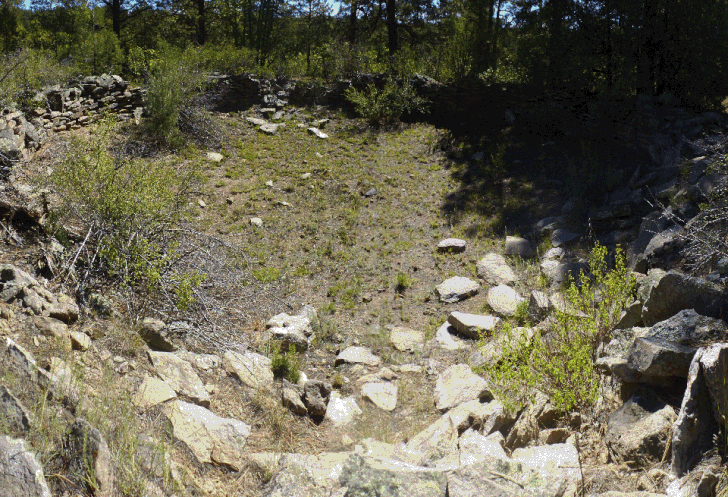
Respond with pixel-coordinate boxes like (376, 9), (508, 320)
(325, 392), (362, 426)
(361, 382), (398, 411)
(447, 311), (501, 339)
(437, 238), (467, 253)
(434, 364), (492, 411)
(486, 285), (525, 316)
(436, 277), (480, 303)
(281, 386), (307, 415)
(389, 327), (424, 352)
(132, 376), (177, 408)
(335, 346), (381, 367)
(65, 419), (115, 496)
(307, 127), (328, 139)
(250, 217), (263, 227)
(69, 331), (90, 351)
(198, 199), (206, 208)
(504, 236), (534, 258)
(0, 436), (51, 497)
(223, 350), (274, 389)
(147, 351), (210, 407)
(206, 152), (223, 162)
(476, 253), (517, 286)
(434, 323), (464, 350)
(303, 380), (331, 416)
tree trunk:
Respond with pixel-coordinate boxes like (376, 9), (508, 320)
(386, 0), (397, 56)
(197, 0), (206, 45)
(112, 0), (121, 37)
(349, 0), (358, 44)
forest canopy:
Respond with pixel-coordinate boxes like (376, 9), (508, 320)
(2, 0), (728, 104)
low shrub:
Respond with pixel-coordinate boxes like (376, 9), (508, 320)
(483, 244), (635, 412)
(270, 343), (301, 384)
(345, 77), (430, 124)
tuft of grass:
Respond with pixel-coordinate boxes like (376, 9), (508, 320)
(270, 342), (301, 384)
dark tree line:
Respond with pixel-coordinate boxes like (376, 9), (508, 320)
(1, 0), (728, 102)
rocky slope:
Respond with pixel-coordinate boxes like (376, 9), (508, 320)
(0, 75), (728, 496)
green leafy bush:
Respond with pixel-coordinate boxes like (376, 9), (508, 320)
(483, 244), (635, 412)
(46, 118), (196, 297)
(345, 77), (430, 124)
(0, 49), (74, 109)
(270, 343), (301, 384)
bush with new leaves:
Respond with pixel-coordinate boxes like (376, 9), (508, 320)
(345, 77), (430, 124)
(483, 244), (635, 413)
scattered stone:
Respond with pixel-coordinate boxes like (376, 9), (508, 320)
(645, 309), (728, 347)
(434, 364), (492, 411)
(551, 229), (580, 247)
(138, 318), (178, 352)
(32, 316), (70, 350)
(435, 277), (479, 303)
(65, 418), (115, 497)
(511, 443), (581, 488)
(540, 259), (586, 286)
(623, 337), (696, 381)
(167, 400), (251, 471)
(266, 305), (316, 351)
(389, 327), (424, 352)
(434, 323), (464, 351)
(641, 270), (726, 326)
(486, 285), (525, 317)
(281, 386), (307, 415)
(0, 436), (51, 497)
(504, 236), (534, 258)
(335, 346), (381, 367)
(529, 290), (551, 322)
(476, 253), (517, 286)
(437, 238), (467, 253)
(605, 387), (677, 468)
(147, 351), (210, 407)
(325, 392), (362, 426)
(132, 376), (177, 408)
(206, 152), (223, 162)
(250, 217), (263, 227)
(506, 410), (539, 450)
(246, 117), (268, 126)
(340, 453), (447, 496)
(361, 382), (398, 411)
(303, 380), (331, 416)
(447, 312), (500, 339)
(198, 199), (206, 208)
(223, 350), (274, 389)
(307, 127), (328, 139)
(69, 331), (90, 351)
(0, 385), (32, 433)
(260, 123), (283, 135)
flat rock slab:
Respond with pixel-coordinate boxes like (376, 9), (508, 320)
(148, 351), (210, 407)
(223, 350), (274, 389)
(132, 376), (177, 408)
(389, 327), (425, 352)
(206, 152), (223, 162)
(325, 392), (362, 426)
(551, 229), (580, 247)
(434, 323), (464, 350)
(335, 346), (381, 367)
(0, 436), (51, 497)
(246, 117), (268, 126)
(504, 236), (534, 258)
(266, 305), (316, 351)
(437, 238), (467, 253)
(436, 277), (479, 303)
(476, 253), (517, 286)
(167, 400), (251, 471)
(511, 443), (581, 483)
(486, 285), (525, 317)
(448, 312), (501, 339)
(307, 127), (328, 139)
(623, 337), (696, 381)
(434, 364), (492, 411)
(361, 382), (398, 411)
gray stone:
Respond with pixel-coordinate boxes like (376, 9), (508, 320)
(206, 151), (223, 162)
(307, 127), (328, 139)
(434, 323), (464, 350)
(167, 400), (251, 470)
(223, 350), (274, 389)
(529, 290), (550, 322)
(504, 236), (534, 258)
(389, 327), (425, 352)
(511, 443), (581, 484)
(437, 238), (467, 253)
(551, 229), (580, 247)
(605, 387), (677, 468)
(340, 453), (447, 496)
(303, 379), (331, 416)
(505, 410), (538, 450)
(266, 305), (316, 351)
(147, 351), (210, 407)
(436, 277), (480, 303)
(261, 452), (351, 497)
(361, 382), (398, 411)
(615, 300), (643, 330)
(335, 346), (381, 367)
(458, 429), (509, 466)
(65, 418), (115, 497)
(0, 385), (32, 433)
(139, 318), (178, 352)
(0, 436), (51, 497)
(324, 391), (361, 426)
(246, 117), (268, 126)
(447, 312), (501, 339)
(540, 260), (586, 286)
(476, 253), (517, 286)
(700, 343), (728, 426)
(623, 337), (697, 381)
(486, 285), (525, 317)
(641, 270), (726, 326)
(542, 247), (566, 260)
(132, 376), (177, 408)
(282, 386), (307, 415)
(645, 309), (728, 347)
(434, 364), (492, 411)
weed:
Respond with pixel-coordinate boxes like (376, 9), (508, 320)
(512, 300), (531, 327)
(483, 244), (635, 413)
(394, 272), (415, 294)
(270, 342), (301, 384)
(253, 267), (282, 283)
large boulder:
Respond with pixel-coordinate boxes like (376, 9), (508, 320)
(641, 270), (727, 326)
(0, 436), (51, 497)
(223, 350), (274, 389)
(644, 309), (728, 347)
(605, 387), (677, 468)
(167, 400), (251, 470)
(477, 253), (517, 286)
(434, 364), (492, 411)
(147, 351), (210, 407)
